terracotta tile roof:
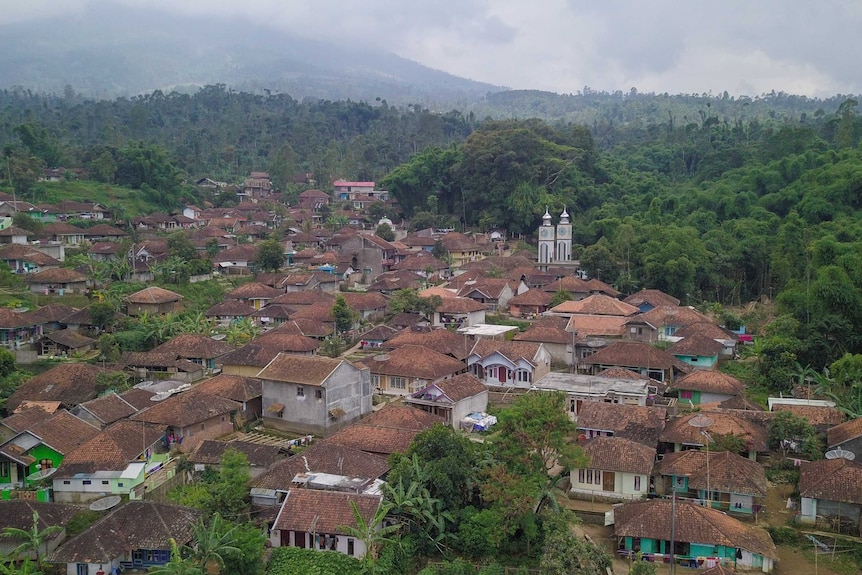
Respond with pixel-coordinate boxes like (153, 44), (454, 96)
(251, 443), (389, 491)
(24, 267), (88, 284)
(595, 367), (652, 380)
(49, 501), (201, 563)
(152, 333), (235, 359)
(0, 500), (81, 532)
(126, 286), (183, 304)
(565, 314), (628, 337)
(827, 417), (862, 447)
(340, 292), (388, 311)
(289, 318), (333, 338)
(290, 301), (335, 323)
(469, 339), (541, 365)
(188, 439), (282, 467)
(24, 303), (77, 324)
(424, 374), (486, 402)
(362, 345), (466, 381)
(614, 499), (777, 560)
(205, 300), (256, 317)
(0, 308), (40, 329)
(582, 341), (691, 372)
(0, 406), (55, 433)
(508, 288), (552, 307)
(123, 352), (203, 374)
(457, 278), (516, 300)
(367, 271), (425, 292)
(40, 329), (95, 349)
(42, 222), (85, 235)
(799, 458), (862, 504)
(226, 282), (282, 300)
(130, 390), (241, 427)
(192, 374), (262, 402)
(585, 278), (621, 297)
(657, 450), (767, 496)
(772, 404), (845, 429)
(57, 419), (164, 475)
(541, 276), (590, 294)
(515, 318), (572, 345)
(254, 331), (321, 353)
(359, 325), (400, 342)
(0, 243), (61, 266)
(660, 412), (768, 452)
(0, 226), (33, 237)
(27, 410), (100, 455)
(252, 303), (296, 321)
(77, 393), (139, 424)
(637, 305), (713, 330)
(83, 223), (126, 237)
(5, 363), (108, 411)
(118, 388), (157, 410)
(420, 286), (458, 299)
(549, 294), (639, 316)
(576, 402), (667, 447)
(88, 241), (122, 255)
(389, 312), (425, 329)
(273, 490), (382, 535)
(325, 404), (444, 455)
(257, 354), (347, 385)
(672, 371), (745, 395)
(385, 327), (472, 360)
(580, 436), (656, 474)
(668, 333), (725, 357)
(674, 321), (738, 341)
(623, 289), (680, 308)
(220, 343), (283, 368)
(717, 395), (764, 411)
(358, 404), (443, 431)
(436, 296), (486, 313)
(439, 231), (479, 252)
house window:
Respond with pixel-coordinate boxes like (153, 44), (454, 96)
(118, 483), (124, 487)
(83, 480), (92, 485)
(578, 469), (586, 483)
(516, 369), (531, 383)
(40, 459), (53, 469)
(594, 471), (601, 485)
(102, 480), (109, 485)
(634, 476), (642, 491)
(63, 480), (70, 485)
(315, 389), (323, 400)
(0, 462), (8, 477)
(347, 538), (355, 556)
(370, 374), (380, 388)
(679, 390), (693, 400)
(586, 470), (593, 484)
(391, 377), (406, 390)
(297, 386), (305, 397)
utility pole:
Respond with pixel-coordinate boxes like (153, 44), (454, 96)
(670, 490), (676, 575)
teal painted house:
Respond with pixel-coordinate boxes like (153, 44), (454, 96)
(668, 333), (724, 371)
(614, 499), (777, 572)
(670, 371), (746, 406)
(655, 450), (767, 515)
(0, 411), (100, 489)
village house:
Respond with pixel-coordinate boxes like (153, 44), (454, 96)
(188, 439), (282, 479)
(536, 372), (660, 420)
(0, 243), (61, 273)
(123, 352), (205, 383)
(798, 458), (862, 535)
(0, 226), (34, 245)
(324, 404), (444, 457)
(580, 341), (690, 383)
(25, 268), (89, 295)
(456, 278), (517, 312)
(433, 296), (486, 329)
(659, 412), (769, 461)
(269, 490), (383, 558)
(507, 288), (553, 318)
(258, 353), (372, 435)
(671, 371), (746, 406)
(826, 417), (862, 460)
(362, 344), (467, 396)
(70, 393), (142, 429)
(623, 289), (681, 312)
(332, 180), (387, 201)
(239, 171), (272, 202)
(0, 500), (80, 561)
(4, 363), (108, 412)
(125, 286), (184, 316)
(575, 401), (667, 445)
(0, 308), (43, 350)
(151, 333), (235, 375)
(192, 373), (263, 423)
(466, 339), (551, 388)
(613, 499), (777, 572)
(48, 501), (200, 574)
(52, 419), (165, 503)
(570, 436), (655, 501)
(405, 373), (488, 429)
(204, 300), (256, 327)
(129, 390), (241, 454)
(668, 333), (725, 370)
(655, 450), (768, 515)
(226, 282), (282, 310)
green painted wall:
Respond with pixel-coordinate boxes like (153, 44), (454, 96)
(24, 445), (63, 485)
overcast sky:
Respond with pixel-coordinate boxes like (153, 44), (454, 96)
(3, 0), (860, 97)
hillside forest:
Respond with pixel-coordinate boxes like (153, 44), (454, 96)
(3, 87), (862, 384)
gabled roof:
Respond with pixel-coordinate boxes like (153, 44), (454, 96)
(325, 404), (444, 455)
(273, 490), (382, 535)
(24, 303), (77, 324)
(24, 267), (88, 284)
(457, 278), (516, 300)
(362, 345), (465, 381)
(49, 501), (201, 563)
(253, 330), (321, 352)
(514, 316), (571, 345)
(549, 294), (638, 316)
(660, 412), (768, 452)
(576, 402), (667, 447)
(637, 305), (713, 329)
(565, 314), (628, 337)
(76, 393), (139, 425)
(152, 333), (235, 359)
(5, 363), (108, 411)
(657, 450), (767, 496)
(226, 282), (282, 300)
(340, 292), (388, 311)
(436, 296), (486, 313)
(359, 325), (400, 342)
(828, 417), (862, 447)
(675, 321), (738, 341)
(469, 339), (542, 366)
(799, 458), (862, 504)
(269, 289), (335, 307)
(290, 301), (335, 323)
(23, 410), (100, 455)
(193, 374), (262, 403)
(130, 391), (241, 427)
(585, 278), (621, 297)
(581, 341), (690, 372)
(126, 286), (183, 305)
(0, 500), (81, 533)
(205, 300), (256, 317)
(623, 289), (681, 309)
(422, 373), (486, 403)
(614, 500), (777, 560)
(541, 276), (589, 294)
(508, 288), (552, 307)
(672, 371), (745, 395)
(57, 419), (164, 476)
(39, 329), (95, 349)
(580, 436), (656, 475)
(0, 406), (55, 434)
(0, 243), (61, 266)
(188, 439), (282, 467)
(251, 442), (389, 491)
(257, 354), (348, 386)
(0, 308), (39, 329)
(392, 252), (448, 272)
(668, 333), (725, 357)
(118, 388), (157, 410)
(385, 327), (472, 360)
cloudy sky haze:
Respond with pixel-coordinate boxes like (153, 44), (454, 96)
(1, 0), (860, 97)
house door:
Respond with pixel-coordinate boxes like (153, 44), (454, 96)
(602, 471), (615, 492)
(498, 368), (507, 383)
(76, 565), (88, 575)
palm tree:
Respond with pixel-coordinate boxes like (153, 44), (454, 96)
(224, 317), (259, 346)
(338, 501), (400, 575)
(187, 514), (240, 575)
(1, 512), (62, 571)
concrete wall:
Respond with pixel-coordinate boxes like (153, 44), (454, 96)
(270, 529), (368, 558)
(570, 470), (647, 501)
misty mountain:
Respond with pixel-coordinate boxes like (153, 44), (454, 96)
(0, 3), (505, 107)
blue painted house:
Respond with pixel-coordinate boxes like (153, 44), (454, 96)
(613, 499), (777, 572)
(668, 333), (724, 370)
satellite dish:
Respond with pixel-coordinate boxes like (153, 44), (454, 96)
(825, 448), (856, 461)
(89, 495), (122, 511)
(373, 354), (390, 362)
(25, 467), (57, 482)
(151, 392), (171, 402)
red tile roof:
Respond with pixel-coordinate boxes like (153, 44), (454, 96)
(362, 345), (466, 381)
(130, 391), (241, 427)
(827, 417), (862, 447)
(257, 354), (347, 385)
(252, 442), (389, 491)
(580, 436), (656, 475)
(672, 371), (745, 395)
(657, 450), (767, 496)
(126, 286), (183, 304)
(660, 412), (768, 452)
(273, 490), (382, 535)
(549, 294), (638, 316)
(799, 458), (862, 504)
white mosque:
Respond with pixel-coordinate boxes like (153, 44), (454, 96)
(537, 207), (572, 266)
